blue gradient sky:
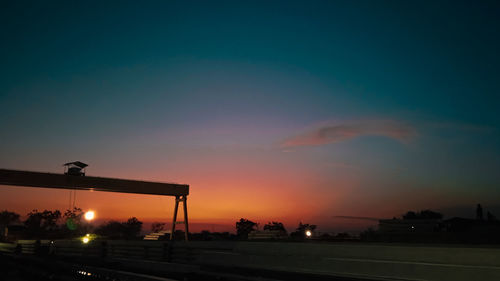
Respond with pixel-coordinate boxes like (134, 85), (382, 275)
(1, 1), (499, 232)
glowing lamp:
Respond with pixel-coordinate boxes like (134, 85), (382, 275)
(82, 237), (89, 244)
(84, 210), (95, 221)
(305, 230), (312, 237)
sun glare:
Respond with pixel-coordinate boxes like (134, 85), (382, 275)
(84, 210), (95, 221)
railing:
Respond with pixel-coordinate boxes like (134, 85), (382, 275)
(0, 240), (199, 264)
(0, 241), (16, 253)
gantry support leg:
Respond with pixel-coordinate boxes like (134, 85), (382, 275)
(170, 195), (189, 241)
(183, 195), (189, 241)
(170, 196), (179, 240)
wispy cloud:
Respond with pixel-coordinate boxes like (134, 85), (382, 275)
(281, 119), (417, 148)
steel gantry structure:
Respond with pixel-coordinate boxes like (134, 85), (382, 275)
(0, 168), (190, 240)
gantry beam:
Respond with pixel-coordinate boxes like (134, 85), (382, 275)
(0, 169), (189, 196)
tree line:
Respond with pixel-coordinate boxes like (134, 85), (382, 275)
(235, 218), (316, 240)
(0, 208), (143, 240)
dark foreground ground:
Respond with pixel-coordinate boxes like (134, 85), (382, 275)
(4, 240), (500, 280)
(0, 253), (383, 281)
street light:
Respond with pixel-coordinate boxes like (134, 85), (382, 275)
(84, 210), (95, 221)
(305, 230), (312, 237)
(82, 234), (91, 244)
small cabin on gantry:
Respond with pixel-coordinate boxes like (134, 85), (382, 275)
(63, 161), (88, 176)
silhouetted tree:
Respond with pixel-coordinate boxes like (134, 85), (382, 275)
(0, 210), (20, 226)
(24, 209), (61, 238)
(236, 218), (257, 239)
(61, 207), (93, 238)
(63, 207), (84, 231)
(403, 211), (417, 219)
(419, 210), (443, 219)
(97, 218), (142, 239)
(96, 221), (125, 239)
(290, 222), (316, 239)
(477, 204), (484, 220)
(95, 217), (143, 239)
(124, 217), (143, 238)
(295, 222), (316, 233)
(263, 221), (287, 234)
(151, 222), (166, 233)
(403, 210), (442, 220)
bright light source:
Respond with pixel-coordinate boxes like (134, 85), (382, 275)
(305, 230), (312, 237)
(84, 210), (95, 221)
(82, 237), (89, 244)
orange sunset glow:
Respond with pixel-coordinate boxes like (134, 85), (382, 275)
(1, 0), (500, 236)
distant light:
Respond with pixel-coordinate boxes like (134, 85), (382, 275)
(411, 226), (415, 230)
(82, 237), (89, 244)
(305, 230), (312, 237)
(86, 233), (90, 237)
(84, 210), (95, 221)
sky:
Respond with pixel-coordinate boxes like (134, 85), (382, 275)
(1, 0), (500, 233)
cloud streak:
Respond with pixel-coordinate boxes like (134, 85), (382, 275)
(282, 119), (417, 147)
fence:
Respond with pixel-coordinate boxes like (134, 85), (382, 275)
(0, 239), (203, 264)
(3, 240), (500, 281)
